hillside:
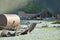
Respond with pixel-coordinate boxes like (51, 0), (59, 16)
(21, 0), (60, 14)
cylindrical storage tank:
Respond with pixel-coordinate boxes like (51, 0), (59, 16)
(0, 14), (20, 29)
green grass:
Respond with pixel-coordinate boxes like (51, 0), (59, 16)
(19, 20), (60, 40)
(0, 26), (60, 40)
(43, 20), (59, 22)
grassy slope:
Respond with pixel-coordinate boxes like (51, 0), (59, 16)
(0, 26), (60, 40)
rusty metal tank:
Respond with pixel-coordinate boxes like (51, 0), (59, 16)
(0, 14), (20, 29)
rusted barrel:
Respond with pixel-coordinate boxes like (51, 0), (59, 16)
(0, 14), (20, 28)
